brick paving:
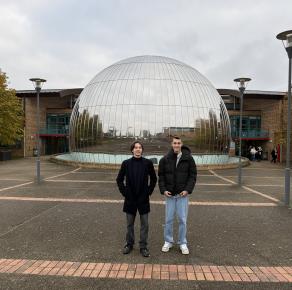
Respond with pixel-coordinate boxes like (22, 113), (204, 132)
(0, 258), (291, 283)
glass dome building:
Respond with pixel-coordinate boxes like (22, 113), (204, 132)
(63, 55), (232, 165)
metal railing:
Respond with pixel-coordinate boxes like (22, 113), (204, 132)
(39, 126), (69, 135)
(231, 129), (269, 138)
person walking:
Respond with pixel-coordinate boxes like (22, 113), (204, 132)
(257, 146), (263, 162)
(116, 141), (157, 257)
(271, 148), (277, 163)
(158, 136), (197, 255)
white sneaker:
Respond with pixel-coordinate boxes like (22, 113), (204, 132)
(162, 242), (173, 252)
(180, 244), (189, 255)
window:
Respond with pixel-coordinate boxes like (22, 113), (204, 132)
(230, 115), (261, 138)
(46, 113), (71, 134)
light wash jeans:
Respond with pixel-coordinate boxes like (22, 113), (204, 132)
(164, 195), (189, 245)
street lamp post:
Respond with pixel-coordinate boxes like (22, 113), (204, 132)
(29, 78), (46, 184)
(276, 30), (292, 206)
(234, 77), (251, 186)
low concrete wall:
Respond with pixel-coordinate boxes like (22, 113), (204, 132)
(49, 155), (250, 171)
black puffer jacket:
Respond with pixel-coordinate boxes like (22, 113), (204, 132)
(116, 157), (157, 215)
(158, 146), (197, 196)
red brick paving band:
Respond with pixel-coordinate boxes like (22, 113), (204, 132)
(0, 258), (291, 283)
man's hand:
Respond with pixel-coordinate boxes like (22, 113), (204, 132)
(164, 191), (172, 197)
(180, 190), (188, 197)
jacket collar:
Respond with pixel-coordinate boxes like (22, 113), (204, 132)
(166, 146), (191, 161)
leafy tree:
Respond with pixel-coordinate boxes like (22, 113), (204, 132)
(0, 71), (23, 146)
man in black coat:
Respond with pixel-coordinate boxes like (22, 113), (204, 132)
(116, 141), (157, 257)
(158, 136), (197, 255)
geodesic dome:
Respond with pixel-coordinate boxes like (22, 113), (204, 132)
(68, 55), (231, 164)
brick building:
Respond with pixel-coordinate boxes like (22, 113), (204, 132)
(16, 88), (289, 161)
(218, 89), (287, 161)
(16, 89), (82, 157)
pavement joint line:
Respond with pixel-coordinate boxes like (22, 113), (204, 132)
(44, 167), (81, 180)
(0, 203), (60, 239)
(0, 181), (34, 193)
(209, 170), (280, 204)
(244, 184), (284, 187)
(0, 258), (291, 283)
(71, 172), (213, 177)
(46, 180), (117, 183)
(193, 190), (252, 193)
(243, 167), (284, 171)
(221, 176), (285, 179)
(45, 180), (233, 186)
(187, 202), (277, 207)
(209, 170), (237, 185)
(0, 196), (278, 207)
(0, 168), (81, 193)
(0, 179), (31, 181)
(241, 186), (281, 203)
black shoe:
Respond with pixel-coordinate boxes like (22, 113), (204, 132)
(123, 244), (133, 255)
(140, 248), (150, 257)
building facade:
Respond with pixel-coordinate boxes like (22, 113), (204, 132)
(17, 89), (82, 157)
(16, 87), (289, 162)
(219, 89), (287, 161)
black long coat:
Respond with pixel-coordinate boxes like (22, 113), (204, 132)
(116, 157), (157, 215)
(158, 146), (197, 196)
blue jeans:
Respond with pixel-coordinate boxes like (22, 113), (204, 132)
(164, 195), (189, 245)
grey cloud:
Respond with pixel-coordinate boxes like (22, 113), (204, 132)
(0, 0), (291, 91)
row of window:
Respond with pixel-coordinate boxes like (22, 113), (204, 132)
(230, 116), (261, 131)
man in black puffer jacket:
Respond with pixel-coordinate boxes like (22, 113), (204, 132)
(158, 136), (197, 255)
(116, 141), (157, 257)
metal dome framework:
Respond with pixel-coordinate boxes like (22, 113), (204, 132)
(68, 55), (231, 164)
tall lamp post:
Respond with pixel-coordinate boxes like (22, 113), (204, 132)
(29, 78), (46, 184)
(234, 77), (251, 186)
(276, 30), (292, 206)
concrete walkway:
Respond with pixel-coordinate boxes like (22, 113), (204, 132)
(0, 158), (291, 289)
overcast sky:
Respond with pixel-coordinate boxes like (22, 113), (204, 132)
(0, 0), (291, 91)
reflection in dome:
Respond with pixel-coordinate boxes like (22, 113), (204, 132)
(68, 55), (231, 165)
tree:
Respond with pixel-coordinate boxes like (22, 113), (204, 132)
(0, 71), (23, 146)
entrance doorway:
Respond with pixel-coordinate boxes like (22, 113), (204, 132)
(44, 137), (69, 155)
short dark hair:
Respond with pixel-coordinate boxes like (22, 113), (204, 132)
(172, 135), (181, 141)
(130, 141), (144, 152)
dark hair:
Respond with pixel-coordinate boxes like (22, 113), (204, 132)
(172, 135), (181, 141)
(130, 141), (144, 153)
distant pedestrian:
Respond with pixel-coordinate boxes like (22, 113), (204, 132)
(271, 148), (277, 163)
(250, 147), (257, 161)
(257, 146), (263, 162)
(116, 141), (157, 257)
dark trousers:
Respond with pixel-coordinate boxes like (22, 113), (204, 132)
(126, 213), (148, 249)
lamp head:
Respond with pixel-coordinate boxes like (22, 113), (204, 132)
(234, 77), (251, 91)
(276, 30), (292, 58)
(29, 78), (46, 90)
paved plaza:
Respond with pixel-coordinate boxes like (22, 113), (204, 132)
(0, 158), (291, 289)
